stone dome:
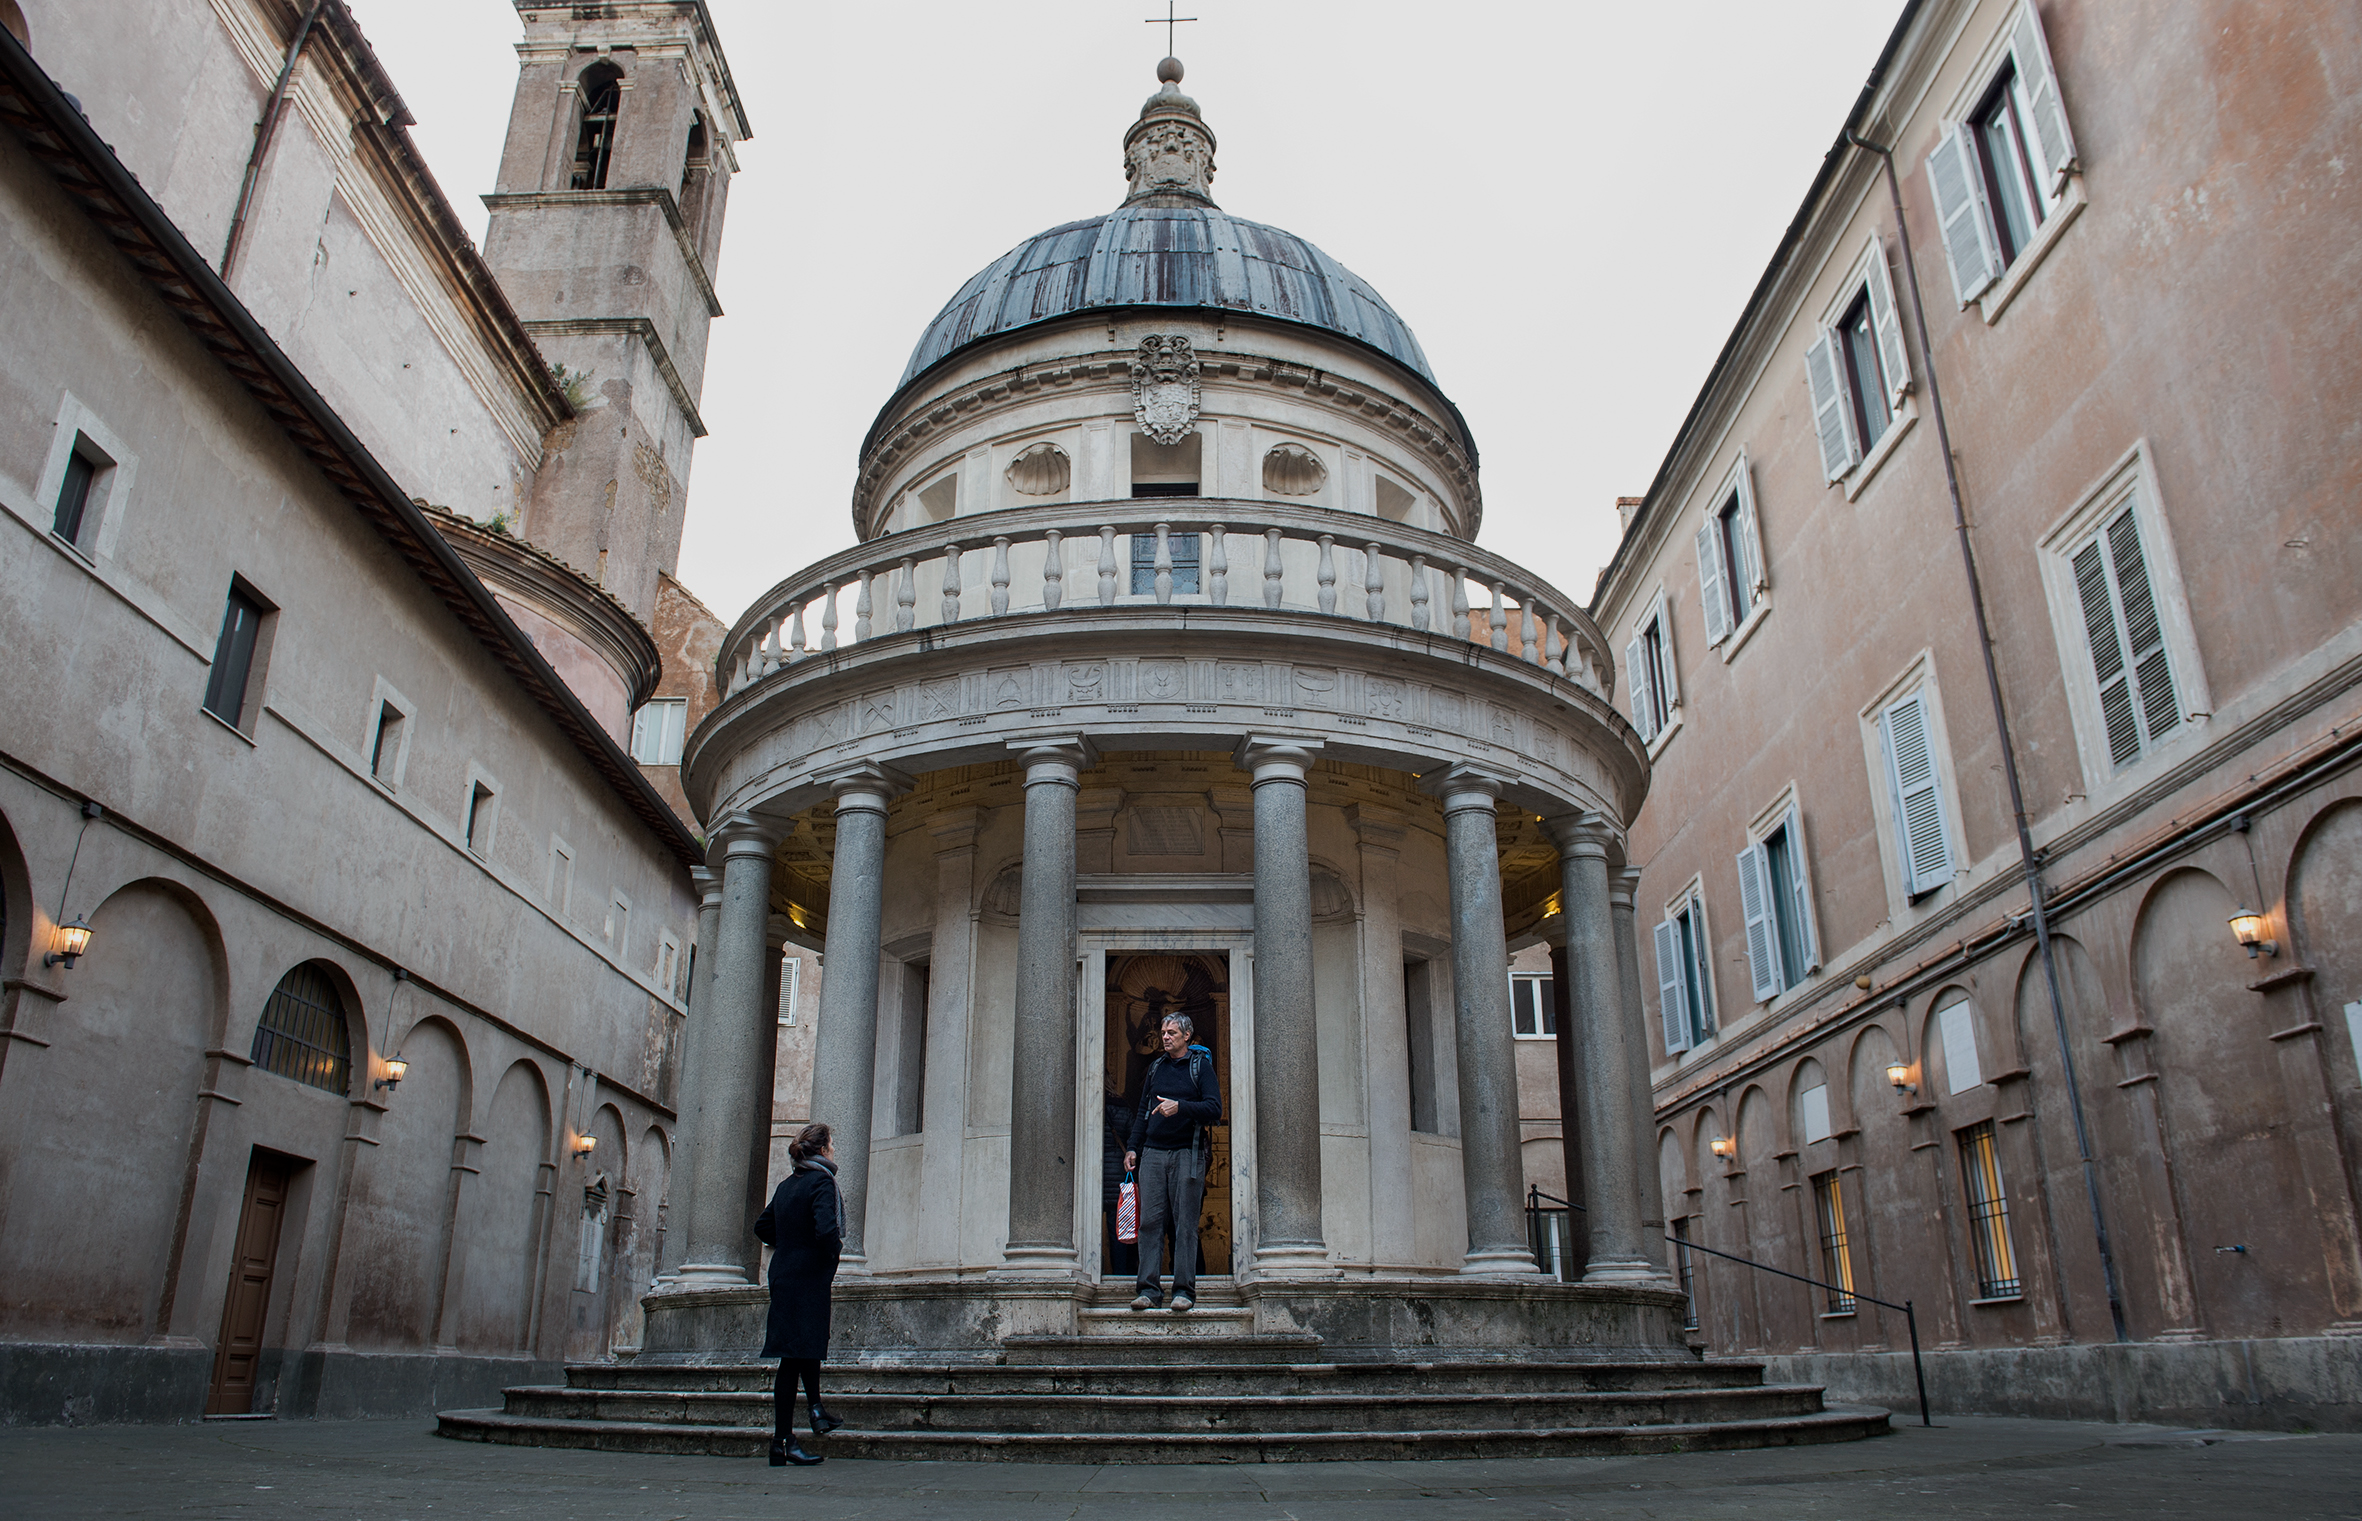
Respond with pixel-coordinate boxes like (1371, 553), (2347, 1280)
(895, 208), (1436, 390)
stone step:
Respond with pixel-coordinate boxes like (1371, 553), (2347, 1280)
(1075, 1304), (1256, 1336)
(1002, 1332), (1320, 1365)
(494, 1382), (1829, 1435)
(436, 1404), (1891, 1463)
(573, 1357), (1768, 1396)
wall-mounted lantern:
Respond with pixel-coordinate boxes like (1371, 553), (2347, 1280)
(42, 914), (93, 969)
(1886, 1061), (1918, 1096)
(2227, 907), (2278, 959)
(573, 1134), (598, 1159)
(374, 1057), (408, 1093)
(1709, 1136), (1734, 1161)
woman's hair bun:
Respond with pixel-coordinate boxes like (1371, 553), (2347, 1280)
(788, 1121), (832, 1164)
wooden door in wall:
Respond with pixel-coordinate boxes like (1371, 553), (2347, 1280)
(1102, 952), (1232, 1278)
(205, 1150), (294, 1414)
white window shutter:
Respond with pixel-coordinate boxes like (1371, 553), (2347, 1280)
(1624, 632), (1656, 741)
(2106, 507), (2182, 749)
(1733, 459), (1767, 599)
(1883, 694), (1954, 896)
(1864, 237), (1913, 407)
(1927, 125), (2002, 305)
(1804, 332), (1859, 482)
(2011, 0), (2078, 193)
(1654, 595), (1680, 709)
(1695, 520), (1731, 645)
(1783, 804), (1821, 972)
(2071, 536), (2142, 766)
(1735, 843), (1783, 1002)
(1654, 918), (1692, 1053)
(630, 704), (654, 761)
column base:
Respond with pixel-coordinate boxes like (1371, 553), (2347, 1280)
(835, 1250), (871, 1276)
(991, 1244), (1084, 1280)
(1581, 1255), (1662, 1285)
(668, 1261), (757, 1289)
(1252, 1244), (1341, 1279)
(1459, 1247), (1544, 1275)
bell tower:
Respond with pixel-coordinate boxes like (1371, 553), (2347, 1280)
(482, 1), (749, 627)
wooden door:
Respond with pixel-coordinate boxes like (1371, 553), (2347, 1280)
(205, 1151), (293, 1415)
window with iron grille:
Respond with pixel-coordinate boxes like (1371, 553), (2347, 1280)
(1958, 1120), (2022, 1298)
(1811, 1170), (1857, 1312)
(250, 962), (352, 1095)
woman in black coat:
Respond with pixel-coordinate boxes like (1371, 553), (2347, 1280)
(752, 1122), (843, 1466)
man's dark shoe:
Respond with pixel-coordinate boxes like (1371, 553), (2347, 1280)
(1129, 1292), (1159, 1310)
(1171, 1293), (1195, 1312)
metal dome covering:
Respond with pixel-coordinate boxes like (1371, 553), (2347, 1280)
(897, 204), (1437, 389)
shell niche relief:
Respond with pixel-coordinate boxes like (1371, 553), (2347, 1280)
(1131, 335), (1201, 445)
(1004, 441), (1071, 497)
(1262, 443), (1328, 497)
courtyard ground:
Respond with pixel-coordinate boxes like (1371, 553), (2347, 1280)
(1, 1413), (2353, 1519)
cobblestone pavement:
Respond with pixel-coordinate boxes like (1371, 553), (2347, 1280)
(3, 1415), (2356, 1520)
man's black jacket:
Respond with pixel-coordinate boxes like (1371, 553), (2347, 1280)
(1127, 1047), (1221, 1153)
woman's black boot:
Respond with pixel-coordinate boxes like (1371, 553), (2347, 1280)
(769, 1438), (823, 1466)
(809, 1405), (843, 1437)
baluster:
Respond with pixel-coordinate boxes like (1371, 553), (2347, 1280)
(1547, 613), (1568, 676)
(1154, 523), (1174, 605)
(1451, 568), (1471, 641)
(895, 557), (916, 632)
(748, 619), (769, 678)
(820, 581), (839, 651)
(1410, 555), (1431, 631)
(1263, 528), (1285, 608)
(1490, 581), (1509, 651)
(1520, 600), (1537, 664)
(1207, 524), (1228, 606)
(1098, 526), (1118, 606)
(729, 649), (748, 694)
(1043, 529), (1065, 611)
(786, 604), (805, 665)
(940, 543), (963, 624)
(1316, 535), (1338, 615)
(1365, 542), (1386, 621)
(991, 537), (1012, 616)
(854, 571), (874, 642)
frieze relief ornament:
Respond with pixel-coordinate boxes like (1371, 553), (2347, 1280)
(1131, 335), (1201, 446)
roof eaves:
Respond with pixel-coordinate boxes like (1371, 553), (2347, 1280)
(0, 30), (706, 871)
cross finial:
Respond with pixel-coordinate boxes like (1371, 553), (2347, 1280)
(1145, 2), (1197, 58)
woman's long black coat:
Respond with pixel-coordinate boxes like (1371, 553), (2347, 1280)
(753, 1160), (842, 1361)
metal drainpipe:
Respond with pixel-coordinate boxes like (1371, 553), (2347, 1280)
(1844, 130), (2131, 1344)
(221, 0), (331, 281)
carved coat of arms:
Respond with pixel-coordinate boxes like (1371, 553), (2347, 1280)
(1130, 335), (1200, 445)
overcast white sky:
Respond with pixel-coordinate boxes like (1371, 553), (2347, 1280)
(346, 0), (1903, 627)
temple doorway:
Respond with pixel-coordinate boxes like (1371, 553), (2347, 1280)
(1101, 951), (1232, 1279)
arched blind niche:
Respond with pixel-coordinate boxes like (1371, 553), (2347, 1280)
(251, 962), (353, 1095)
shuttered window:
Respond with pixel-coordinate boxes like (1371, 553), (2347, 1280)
(1623, 596), (1677, 743)
(1880, 693), (1955, 897)
(1653, 896), (1714, 1055)
(630, 698), (688, 765)
(1804, 240), (1911, 482)
(1695, 464), (1765, 646)
(1928, 0), (2078, 304)
(1737, 807), (1818, 1002)
(2070, 504), (2180, 768)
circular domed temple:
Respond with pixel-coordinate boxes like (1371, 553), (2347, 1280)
(446, 61), (1884, 1460)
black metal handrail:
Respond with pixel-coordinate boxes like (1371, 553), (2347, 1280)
(1526, 1185), (1930, 1427)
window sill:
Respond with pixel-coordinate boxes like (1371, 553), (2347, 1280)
(1979, 178), (2087, 327)
(200, 706), (258, 748)
(1818, 1310), (1858, 1321)
(1646, 709), (1684, 759)
(1842, 401), (1918, 502)
(1719, 599), (1772, 663)
(1968, 1293), (2025, 1307)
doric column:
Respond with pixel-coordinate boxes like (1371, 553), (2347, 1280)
(915, 809), (981, 1267)
(808, 763), (909, 1269)
(1424, 764), (1539, 1274)
(672, 817), (782, 1286)
(1547, 814), (1654, 1283)
(655, 866), (724, 1283)
(1610, 866), (1671, 1277)
(1347, 804), (1415, 1270)
(737, 912), (794, 1275)
(1002, 739), (1095, 1276)
(1238, 736), (1332, 1276)
(1547, 938), (1591, 1270)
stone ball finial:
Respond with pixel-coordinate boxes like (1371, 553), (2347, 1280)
(1157, 56), (1184, 84)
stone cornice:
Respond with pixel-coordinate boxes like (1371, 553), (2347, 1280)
(522, 316), (709, 438)
(852, 346), (1483, 540)
(427, 506), (663, 711)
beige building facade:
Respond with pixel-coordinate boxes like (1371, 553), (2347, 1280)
(1594, 0), (2362, 1426)
(0, 0), (744, 1423)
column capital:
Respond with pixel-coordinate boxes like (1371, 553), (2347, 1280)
(1608, 865), (1644, 911)
(1544, 810), (1623, 861)
(1009, 736), (1096, 787)
(1236, 735), (1323, 785)
(690, 865), (722, 903)
(1418, 762), (1515, 813)
(817, 760), (914, 815)
(710, 812), (784, 861)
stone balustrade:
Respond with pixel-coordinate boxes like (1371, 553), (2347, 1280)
(718, 500), (1614, 701)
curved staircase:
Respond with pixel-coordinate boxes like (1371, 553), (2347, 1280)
(438, 1286), (1888, 1463)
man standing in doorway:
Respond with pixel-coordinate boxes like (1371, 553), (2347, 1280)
(1124, 1013), (1221, 1311)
